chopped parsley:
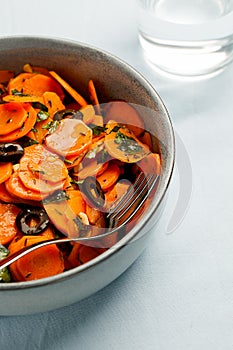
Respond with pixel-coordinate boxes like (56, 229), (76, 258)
(36, 110), (50, 122)
(111, 125), (121, 133)
(31, 127), (38, 133)
(42, 120), (60, 134)
(89, 124), (107, 136)
(85, 145), (100, 159)
(73, 216), (90, 236)
(11, 89), (29, 96)
(114, 131), (143, 155)
(42, 190), (69, 204)
(64, 158), (74, 165)
(0, 245), (11, 283)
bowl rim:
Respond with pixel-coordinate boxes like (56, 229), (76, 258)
(0, 35), (175, 290)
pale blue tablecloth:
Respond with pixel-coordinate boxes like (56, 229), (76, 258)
(0, 1), (233, 349)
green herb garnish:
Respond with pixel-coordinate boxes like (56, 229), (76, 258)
(36, 110), (50, 122)
(89, 124), (107, 136)
(64, 158), (74, 165)
(73, 216), (90, 236)
(43, 190), (69, 204)
(0, 245), (11, 283)
(31, 127), (38, 133)
(11, 89), (29, 96)
(111, 125), (121, 133)
(42, 120), (60, 134)
(85, 144), (100, 159)
(114, 131), (143, 154)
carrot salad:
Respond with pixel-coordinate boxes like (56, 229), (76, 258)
(0, 64), (161, 282)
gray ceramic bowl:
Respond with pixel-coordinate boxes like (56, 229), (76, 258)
(0, 36), (174, 315)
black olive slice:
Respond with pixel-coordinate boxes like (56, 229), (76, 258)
(16, 207), (50, 235)
(0, 143), (24, 162)
(53, 109), (83, 121)
(79, 176), (105, 210)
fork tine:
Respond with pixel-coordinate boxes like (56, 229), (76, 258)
(113, 174), (158, 225)
(108, 173), (159, 229)
(107, 172), (145, 218)
(109, 173), (148, 222)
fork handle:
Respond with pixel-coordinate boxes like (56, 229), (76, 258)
(0, 225), (119, 270)
(0, 237), (73, 270)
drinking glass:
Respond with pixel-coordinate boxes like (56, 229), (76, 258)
(137, 0), (233, 77)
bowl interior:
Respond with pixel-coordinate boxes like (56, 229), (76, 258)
(0, 36), (175, 286)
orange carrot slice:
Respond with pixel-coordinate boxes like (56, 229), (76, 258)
(64, 152), (85, 170)
(65, 189), (86, 216)
(76, 160), (108, 179)
(19, 144), (45, 170)
(45, 118), (92, 157)
(136, 152), (161, 175)
(0, 180), (42, 206)
(0, 182), (20, 203)
(0, 203), (21, 245)
(104, 179), (131, 209)
(0, 162), (13, 184)
(5, 171), (43, 202)
(81, 104), (96, 124)
(27, 151), (68, 184)
(42, 91), (65, 118)
(7, 72), (35, 94)
(0, 102), (29, 135)
(18, 169), (65, 194)
(23, 74), (65, 100)
(78, 245), (101, 264)
(49, 71), (88, 107)
(104, 101), (144, 137)
(17, 142), (67, 190)
(97, 162), (121, 191)
(18, 149), (66, 193)
(44, 201), (79, 237)
(9, 235), (64, 281)
(88, 79), (101, 114)
(0, 104), (37, 142)
(91, 114), (104, 127)
(104, 121), (150, 163)
(17, 241), (64, 281)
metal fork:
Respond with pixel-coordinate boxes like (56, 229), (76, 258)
(0, 173), (159, 270)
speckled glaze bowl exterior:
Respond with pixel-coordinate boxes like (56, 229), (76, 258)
(0, 36), (174, 315)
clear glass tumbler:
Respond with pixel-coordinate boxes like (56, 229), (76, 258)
(137, 0), (233, 77)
